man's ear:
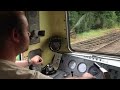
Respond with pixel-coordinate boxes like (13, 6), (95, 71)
(10, 28), (20, 43)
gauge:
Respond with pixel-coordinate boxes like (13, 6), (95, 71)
(78, 63), (87, 73)
(49, 36), (62, 52)
(68, 60), (77, 69)
(88, 65), (100, 76)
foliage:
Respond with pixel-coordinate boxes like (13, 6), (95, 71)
(68, 11), (120, 34)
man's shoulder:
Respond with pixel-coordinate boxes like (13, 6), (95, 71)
(0, 60), (52, 79)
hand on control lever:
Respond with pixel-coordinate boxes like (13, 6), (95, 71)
(79, 72), (96, 79)
(31, 55), (43, 65)
(29, 55), (43, 70)
(65, 72), (96, 79)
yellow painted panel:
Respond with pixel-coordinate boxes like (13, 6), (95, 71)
(22, 11), (70, 66)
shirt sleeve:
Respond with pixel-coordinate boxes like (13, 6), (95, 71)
(16, 67), (53, 79)
(30, 70), (53, 79)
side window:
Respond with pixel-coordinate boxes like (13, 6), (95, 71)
(16, 54), (21, 61)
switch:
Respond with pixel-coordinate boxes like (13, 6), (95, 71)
(71, 71), (74, 77)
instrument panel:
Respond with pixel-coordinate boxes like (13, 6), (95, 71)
(31, 52), (120, 79)
(48, 53), (120, 79)
(57, 54), (104, 79)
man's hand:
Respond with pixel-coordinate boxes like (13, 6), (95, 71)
(30, 55), (43, 65)
(65, 72), (96, 79)
(79, 72), (96, 79)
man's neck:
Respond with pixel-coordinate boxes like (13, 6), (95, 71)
(0, 49), (17, 62)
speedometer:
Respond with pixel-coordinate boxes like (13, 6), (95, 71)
(68, 60), (76, 69)
(78, 63), (87, 73)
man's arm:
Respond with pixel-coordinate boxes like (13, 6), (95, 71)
(15, 60), (30, 67)
(15, 55), (43, 67)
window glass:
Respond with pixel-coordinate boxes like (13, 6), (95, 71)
(68, 11), (120, 56)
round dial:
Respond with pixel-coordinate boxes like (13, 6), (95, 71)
(88, 65), (100, 76)
(68, 60), (76, 69)
(49, 37), (61, 52)
(78, 63), (87, 73)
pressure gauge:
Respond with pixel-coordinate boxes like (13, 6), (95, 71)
(68, 60), (76, 69)
(88, 65), (100, 76)
(78, 63), (87, 73)
(49, 36), (62, 52)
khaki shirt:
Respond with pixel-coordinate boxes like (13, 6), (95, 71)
(0, 59), (53, 79)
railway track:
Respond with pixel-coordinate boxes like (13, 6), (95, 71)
(71, 31), (120, 55)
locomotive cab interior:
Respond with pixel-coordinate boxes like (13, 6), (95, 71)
(17, 11), (120, 79)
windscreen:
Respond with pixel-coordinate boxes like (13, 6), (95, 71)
(68, 11), (120, 56)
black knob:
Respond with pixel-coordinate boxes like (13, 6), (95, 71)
(41, 64), (56, 75)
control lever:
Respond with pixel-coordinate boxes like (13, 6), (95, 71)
(41, 64), (56, 75)
(94, 62), (111, 79)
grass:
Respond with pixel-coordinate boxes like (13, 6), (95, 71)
(70, 27), (120, 44)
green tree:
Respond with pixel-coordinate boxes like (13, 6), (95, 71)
(68, 11), (119, 34)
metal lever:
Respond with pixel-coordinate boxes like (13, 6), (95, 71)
(94, 62), (111, 79)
